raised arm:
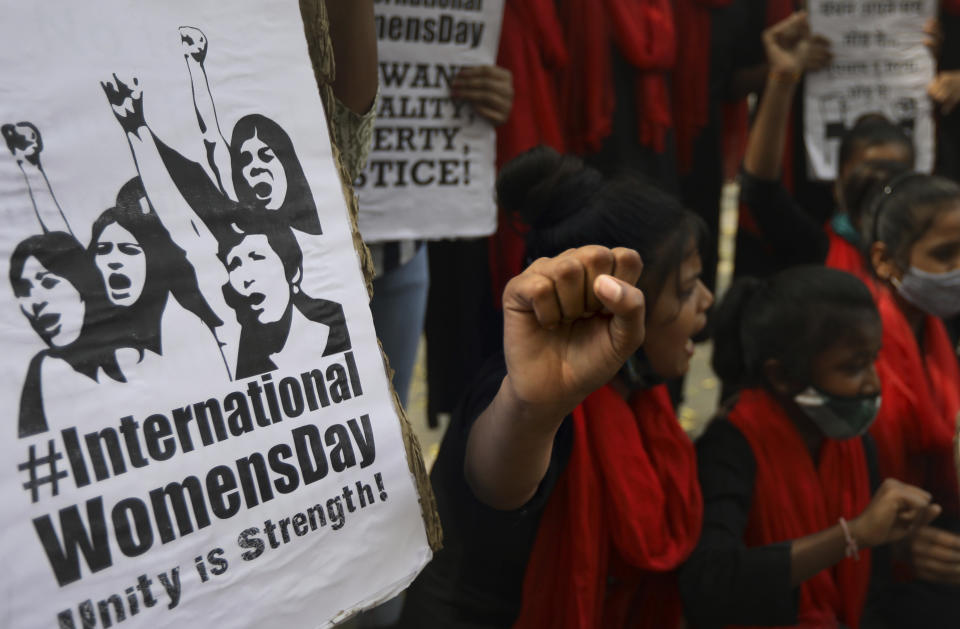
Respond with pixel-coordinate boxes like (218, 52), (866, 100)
(465, 247), (645, 510)
(2, 122), (73, 235)
(739, 13), (832, 265)
(178, 27), (237, 201)
(101, 74), (240, 375)
(744, 12), (831, 180)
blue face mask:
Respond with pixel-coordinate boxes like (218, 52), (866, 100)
(893, 267), (960, 319)
(794, 387), (881, 440)
(831, 212), (860, 246)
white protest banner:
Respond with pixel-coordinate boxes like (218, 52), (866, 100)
(805, 0), (936, 180)
(356, 0), (506, 242)
(0, 2), (437, 627)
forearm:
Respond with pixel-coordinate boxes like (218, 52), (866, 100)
(464, 376), (568, 511)
(789, 523), (851, 586)
(21, 166), (71, 235)
(743, 75), (797, 180)
(185, 59), (236, 199)
(326, 0), (378, 114)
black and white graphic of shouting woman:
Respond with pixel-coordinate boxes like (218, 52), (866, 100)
(101, 38), (349, 381)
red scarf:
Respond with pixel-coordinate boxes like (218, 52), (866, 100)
(489, 0), (568, 309)
(558, 0), (676, 155)
(514, 385), (702, 629)
(945, 0), (960, 15)
(871, 289), (960, 516)
(672, 0), (733, 172)
(823, 223), (873, 286)
(729, 388), (873, 629)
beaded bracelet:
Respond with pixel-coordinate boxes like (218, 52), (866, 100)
(838, 517), (860, 561)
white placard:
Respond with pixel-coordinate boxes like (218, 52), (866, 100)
(356, 0), (505, 242)
(805, 0), (936, 180)
(0, 2), (432, 627)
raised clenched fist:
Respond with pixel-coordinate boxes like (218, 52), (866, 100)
(100, 74), (145, 135)
(179, 26), (208, 64)
(2, 122), (42, 167)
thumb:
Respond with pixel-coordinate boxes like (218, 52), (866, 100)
(594, 275), (646, 358)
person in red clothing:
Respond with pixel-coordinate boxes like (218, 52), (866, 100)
(858, 172), (960, 626)
(399, 146), (712, 628)
(734, 12), (916, 280)
(681, 266), (940, 628)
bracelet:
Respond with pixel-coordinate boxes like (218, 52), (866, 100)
(838, 517), (860, 561)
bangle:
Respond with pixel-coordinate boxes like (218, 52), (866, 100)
(838, 517), (860, 560)
(769, 68), (802, 84)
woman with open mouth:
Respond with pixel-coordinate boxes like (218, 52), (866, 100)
(87, 178), (230, 380)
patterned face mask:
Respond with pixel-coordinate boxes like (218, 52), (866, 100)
(794, 387), (881, 440)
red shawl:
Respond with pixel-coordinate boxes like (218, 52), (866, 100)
(514, 385), (702, 629)
(871, 289), (960, 516)
(823, 223), (873, 286)
(729, 388), (873, 629)
(673, 0), (734, 172)
(557, 0), (676, 155)
(489, 0), (568, 308)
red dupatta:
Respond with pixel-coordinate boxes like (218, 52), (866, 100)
(557, 0), (676, 155)
(514, 385), (702, 629)
(870, 289), (960, 516)
(823, 223), (873, 286)
(729, 388), (873, 629)
(489, 0), (568, 307)
(673, 0), (734, 172)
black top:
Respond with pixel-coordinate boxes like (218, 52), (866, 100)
(936, 11), (960, 182)
(679, 416), (884, 628)
(399, 357), (574, 629)
(735, 170), (829, 278)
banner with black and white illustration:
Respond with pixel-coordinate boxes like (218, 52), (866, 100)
(0, 2), (433, 627)
(355, 0), (505, 242)
(804, 0), (936, 180)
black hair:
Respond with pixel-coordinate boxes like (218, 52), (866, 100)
(860, 172), (960, 267)
(838, 159), (911, 229)
(837, 113), (915, 176)
(229, 114), (322, 235)
(497, 146), (707, 304)
(10, 231), (123, 381)
(713, 266), (880, 393)
(89, 178), (222, 355)
(218, 214), (351, 378)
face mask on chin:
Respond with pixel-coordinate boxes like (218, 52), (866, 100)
(892, 266), (960, 319)
(794, 386), (881, 440)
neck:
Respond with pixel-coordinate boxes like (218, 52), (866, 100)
(891, 285), (926, 345)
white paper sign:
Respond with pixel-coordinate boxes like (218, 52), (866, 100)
(356, 0), (505, 242)
(0, 2), (432, 627)
(805, 0), (936, 180)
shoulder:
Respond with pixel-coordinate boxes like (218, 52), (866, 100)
(696, 415), (757, 480)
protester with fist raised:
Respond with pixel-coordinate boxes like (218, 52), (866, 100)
(399, 146), (713, 629)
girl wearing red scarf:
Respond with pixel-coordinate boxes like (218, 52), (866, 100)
(399, 147), (712, 628)
(859, 173), (960, 625)
(734, 13), (915, 281)
(681, 266), (940, 628)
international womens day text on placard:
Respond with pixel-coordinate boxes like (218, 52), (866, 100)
(0, 2), (432, 627)
(804, 0), (936, 180)
(356, 0), (505, 242)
